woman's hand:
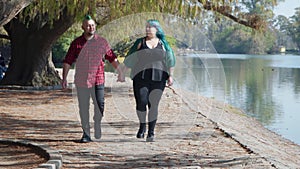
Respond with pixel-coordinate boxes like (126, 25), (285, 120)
(167, 76), (173, 86)
(167, 67), (174, 86)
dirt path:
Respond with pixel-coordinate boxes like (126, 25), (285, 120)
(0, 141), (48, 169)
(0, 72), (299, 168)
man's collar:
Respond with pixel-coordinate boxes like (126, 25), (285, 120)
(81, 33), (100, 41)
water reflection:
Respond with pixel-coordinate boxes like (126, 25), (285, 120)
(224, 58), (281, 126)
(174, 54), (300, 145)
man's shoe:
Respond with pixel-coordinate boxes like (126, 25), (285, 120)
(80, 133), (92, 143)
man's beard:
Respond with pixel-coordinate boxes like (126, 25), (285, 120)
(88, 32), (95, 36)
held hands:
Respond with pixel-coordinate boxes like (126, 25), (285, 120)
(116, 64), (126, 82)
(117, 72), (125, 82)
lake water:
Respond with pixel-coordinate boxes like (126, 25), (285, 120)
(173, 53), (300, 145)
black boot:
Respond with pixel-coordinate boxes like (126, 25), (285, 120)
(80, 132), (92, 143)
(136, 123), (146, 138)
(146, 120), (157, 142)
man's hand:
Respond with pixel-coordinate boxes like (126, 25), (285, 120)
(61, 79), (68, 89)
(62, 63), (71, 89)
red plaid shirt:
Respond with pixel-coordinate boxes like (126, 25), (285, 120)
(63, 34), (116, 88)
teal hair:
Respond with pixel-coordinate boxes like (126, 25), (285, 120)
(85, 15), (92, 20)
(124, 19), (176, 78)
(147, 19), (176, 68)
(83, 14), (93, 23)
(147, 20), (173, 53)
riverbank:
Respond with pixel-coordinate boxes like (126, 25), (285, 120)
(0, 71), (299, 168)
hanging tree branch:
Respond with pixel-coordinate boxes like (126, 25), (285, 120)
(198, 0), (269, 30)
(0, 0), (35, 26)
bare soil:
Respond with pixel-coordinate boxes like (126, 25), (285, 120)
(0, 140), (48, 169)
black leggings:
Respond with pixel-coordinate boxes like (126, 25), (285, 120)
(133, 78), (166, 122)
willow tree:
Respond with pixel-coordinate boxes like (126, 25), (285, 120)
(0, 0), (279, 87)
(0, 0), (34, 26)
(1, 1), (99, 86)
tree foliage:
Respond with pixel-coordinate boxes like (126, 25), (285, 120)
(52, 24), (82, 67)
(0, 0), (281, 87)
(289, 7), (300, 50)
(17, 0), (279, 30)
(210, 18), (276, 54)
(0, 0), (34, 26)
(272, 6), (300, 52)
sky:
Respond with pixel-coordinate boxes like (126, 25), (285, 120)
(273, 0), (300, 17)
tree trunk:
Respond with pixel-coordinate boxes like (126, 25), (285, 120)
(0, 0), (34, 26)
(1, 12), (74, 87)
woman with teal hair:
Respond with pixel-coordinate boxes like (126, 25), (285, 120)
(123, 19), (176, 142)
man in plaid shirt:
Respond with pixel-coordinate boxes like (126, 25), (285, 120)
(62, 15), (124, 143)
